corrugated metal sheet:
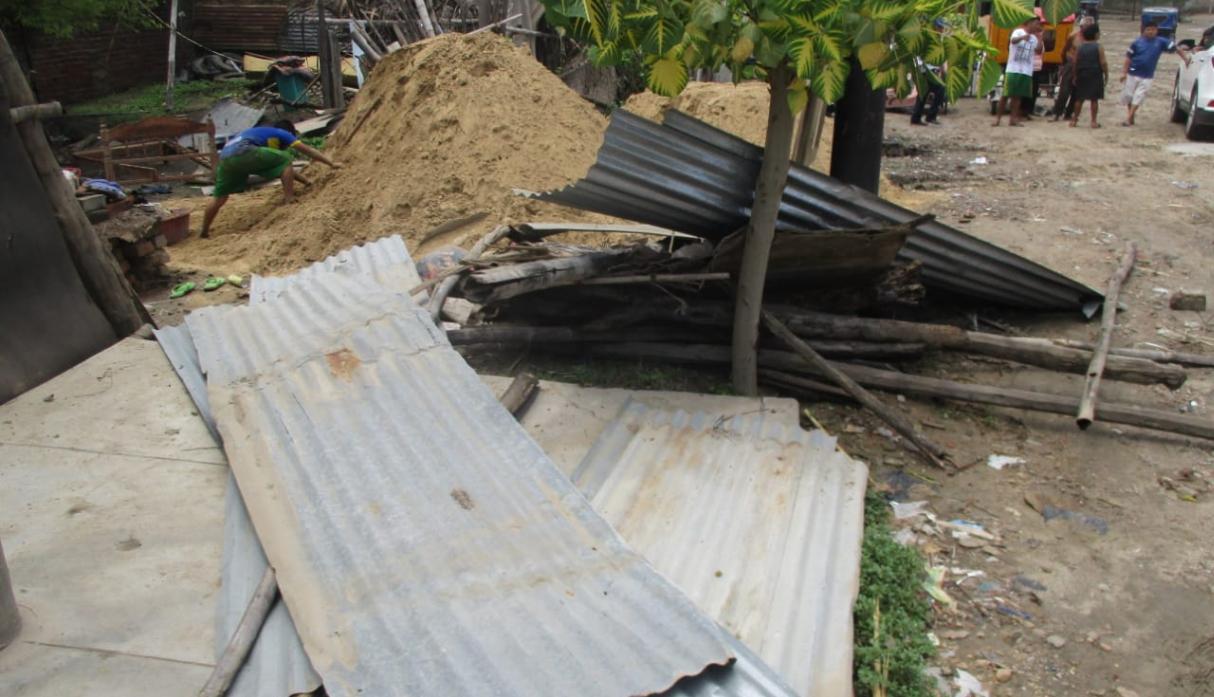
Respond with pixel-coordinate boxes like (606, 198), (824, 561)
(185, 272), (737, 697)
(573, 401), (868, 697)
(525, 110), (1101, 310)
(154, 321), (323, 697)
(193, 2), (290, 52)
(249, 234), (422, 305)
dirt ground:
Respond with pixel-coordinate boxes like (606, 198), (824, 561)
(812, 13), (1214, 697)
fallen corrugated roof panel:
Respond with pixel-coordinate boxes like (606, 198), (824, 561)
(523, 110), (1100, 310)
(155, 322), (323, 697)
(573, 401), (868, 697)
(249, 234), (422, 305)
(185, 272), (736, 697)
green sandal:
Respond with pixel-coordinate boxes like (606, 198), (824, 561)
(169, 281), (196, 299)
(203, 276), (226, 292)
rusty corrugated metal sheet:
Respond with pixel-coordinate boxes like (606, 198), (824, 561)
(185, 272), (737, 697)
(523, 110), (1101, 311)
(573, 401), (869, 697)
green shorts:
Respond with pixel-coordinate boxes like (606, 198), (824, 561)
(1004, 72), (1033, 99)
(213, 147), (294, 197)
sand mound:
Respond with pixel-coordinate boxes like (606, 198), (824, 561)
(624, 82), (833, 171)
(170, 33), (611, 274)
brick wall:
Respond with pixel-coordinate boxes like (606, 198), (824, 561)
(15, 24), (176, 105)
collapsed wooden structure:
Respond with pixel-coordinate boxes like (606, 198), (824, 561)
(419, 222), (1214, 466)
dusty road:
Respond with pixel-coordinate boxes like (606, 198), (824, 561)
(828, 13), (1214, 696)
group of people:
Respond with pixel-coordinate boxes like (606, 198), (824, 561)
(994, 16), (1189, 129)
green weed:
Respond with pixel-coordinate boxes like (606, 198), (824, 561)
(70, 79), (256, 117)
(854, 490), (935, 697)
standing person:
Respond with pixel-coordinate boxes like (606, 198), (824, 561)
(1025, 20), (1046, 118)
(1070, 23), (1108, 128)
(993, 16), (1043, 127)
(1053, 16), (1096, 121)
(910, 62), (947, 126)
(200, 121), (342, 239)
(1118, 21), (1187, 126)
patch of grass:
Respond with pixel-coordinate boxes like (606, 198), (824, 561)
(70, 79), (256, 117)
(854, 490), (936, 697)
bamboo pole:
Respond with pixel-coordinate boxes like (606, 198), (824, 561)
(1077, 242), (1137, 429)
(0, 29), (147, 336)
(762, 310), (951, 468)
(497, 373), (538, 415)
(197, 567), (277, 697)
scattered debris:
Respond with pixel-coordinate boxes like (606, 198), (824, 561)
(1170, 290), (1207, 312)
(1158, 468), (1211, 502)
(987, 454), (1025, 470)
(952, 668), (989, 697)
(1024, 492), (1110, 534)
(1046, 634), (1068, 648)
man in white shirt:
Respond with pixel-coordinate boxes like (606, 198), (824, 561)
(993, 16), (1043, 127)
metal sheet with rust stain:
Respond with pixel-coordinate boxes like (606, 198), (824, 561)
(186, 272), (736, 697)
(573, 401), (869, 697)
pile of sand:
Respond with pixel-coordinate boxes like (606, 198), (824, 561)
(171, 33), (612, 274)
(624, 82), (834, 171)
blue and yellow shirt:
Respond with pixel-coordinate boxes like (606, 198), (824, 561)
(220, 127), (299, 160)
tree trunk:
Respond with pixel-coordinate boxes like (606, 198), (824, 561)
(829, 58), (885, 194)
(731, 61), (796, 396)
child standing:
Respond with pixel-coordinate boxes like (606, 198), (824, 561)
(1071, 24), (1108, 128)
(1119, 21), (1179, 126)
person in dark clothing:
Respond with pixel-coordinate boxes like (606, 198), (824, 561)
(1071, 24), (1108, 128)
(1053, 16), (1096, 120)
(910, 69), (946, 125)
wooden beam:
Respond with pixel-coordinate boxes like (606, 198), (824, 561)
(197, 568), (277, 697)
(8, 101), (61, 123)
(762, 363), (1214, 442)
(762, 311), (951, 469)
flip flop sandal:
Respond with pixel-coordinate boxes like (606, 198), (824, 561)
(169, 281), (196, 299)
(226, 274), (244, 287)
(203, 276), (226, 292)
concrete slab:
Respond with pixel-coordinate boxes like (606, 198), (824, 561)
(0, 638), (213, 697)
(0, 337), (225, 466)
(0, 338), (226, 695)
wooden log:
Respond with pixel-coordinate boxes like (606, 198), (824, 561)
(9, 101), (61, 123)
(197, 567), (278, 697)
(761, 363), (1214, 442)
(583, 301), (1185, 387)
(762, 311), (950, 469)
(427, 225), (510, 321)
(1078, 243), (1137, 429)
(1053, 339), (1214, 368)
(449, 323), (927, 359)
(0, 30), (148, 336)
(468, 13), (523, 34)
(497, 373), (538, 416)
(577, 272), (729, 286)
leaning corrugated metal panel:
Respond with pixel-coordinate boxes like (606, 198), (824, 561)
(526, 110), (1100, 310)
(155, 322), (324, 697)
(185, 273), (736, 697)
(249, 234), (422, 305)
(572, 401), (869, 697)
